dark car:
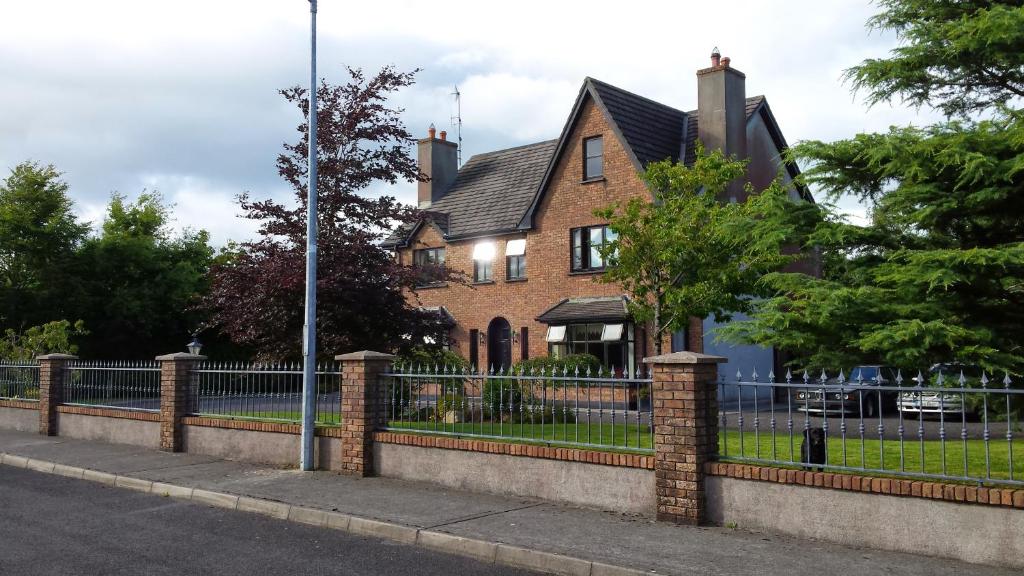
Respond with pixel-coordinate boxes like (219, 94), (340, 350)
(792, 365), (899, 418)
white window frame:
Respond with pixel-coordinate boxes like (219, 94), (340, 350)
(601, 323), (624, 342)
(545, 325), (567, 342)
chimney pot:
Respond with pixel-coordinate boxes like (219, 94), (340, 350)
(428, 124), (436, 139)
(721, 56), (731, 68)
(711, 46), (721, 68)
(439, 130), (447, 141)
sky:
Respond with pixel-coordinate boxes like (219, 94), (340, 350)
(0, 0), (946, 246)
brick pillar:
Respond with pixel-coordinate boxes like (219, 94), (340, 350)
(337, 350), (395, 477)
(645, 351), (726, 525)
(156, 352), (205, 452)
(37, 353), (77, 436)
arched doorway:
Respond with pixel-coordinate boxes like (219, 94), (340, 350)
(487, 317), (512, 371)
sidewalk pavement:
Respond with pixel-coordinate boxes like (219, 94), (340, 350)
(0, 429), (1014, 576)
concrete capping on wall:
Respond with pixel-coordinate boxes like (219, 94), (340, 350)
(707, 474), (1024, 569)
(375, 441), (655, 515)
(706, 462), (1024, 509)
(181, 423), (341, 470)
(55, 411), (160, 450)
(180, 416), (344, 438)
(374, 432), (655, 469)
(0, 405), (41, 432)
(56, 405), (160, 422)
(0, 399), (38, 410)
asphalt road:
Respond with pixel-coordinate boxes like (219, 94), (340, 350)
(0, 466), (538, 576)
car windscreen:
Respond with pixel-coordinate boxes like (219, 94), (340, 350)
(853, 366), (878, 380)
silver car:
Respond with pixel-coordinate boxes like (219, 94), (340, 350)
(897, 364), (971, 417)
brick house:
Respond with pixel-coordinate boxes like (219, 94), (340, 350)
(385, 53), (811, 377)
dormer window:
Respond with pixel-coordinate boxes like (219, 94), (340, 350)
(583, 136), (603, 180)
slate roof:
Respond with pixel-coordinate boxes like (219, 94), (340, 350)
(536, 296), (632, 325)
(388, 77), (784, 246)
(424, 140), (556, 240)
(588, 78), (688, 167)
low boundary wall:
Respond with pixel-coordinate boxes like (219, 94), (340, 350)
(374, 433), (655, 514)
(181, 417), (342, 470)
(706, 463), (1024, 569)
(0, 402), (38, 433)
(55, 407), (160, 450)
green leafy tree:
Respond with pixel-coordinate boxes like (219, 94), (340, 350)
(0, 162), (88, 329)
(69, 193), (214, 358)
(725, 0), (1024, 376)
(594, 149), (806, 356)
(0, 320), (88, 361)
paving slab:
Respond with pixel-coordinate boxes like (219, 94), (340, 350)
(0, 431), (219, 473)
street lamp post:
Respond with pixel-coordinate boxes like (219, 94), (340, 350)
(299, 0), (319, 471)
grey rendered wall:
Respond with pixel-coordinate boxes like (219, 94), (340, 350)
(374, 442), (654, 515)
(0, 406), (38, 433)
(181, 424), (341, 470)
(707, 475), (1024, 569)
(56, 412), (160, 450)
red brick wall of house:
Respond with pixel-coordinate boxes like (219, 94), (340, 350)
(398, 97), (693, 369)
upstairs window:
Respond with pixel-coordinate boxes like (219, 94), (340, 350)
(413, 247), (446, 286)
(583, 136), (603, 180)
(505, 239), (526, 280)
(472, 241), (494, 282)
(571, 225), (617, 271)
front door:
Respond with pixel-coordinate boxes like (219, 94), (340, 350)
(487, 317), (512, 371)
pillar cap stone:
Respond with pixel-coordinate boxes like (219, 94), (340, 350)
(36, 353), (78, 360)
(155, 352), (207, 361)
(643, 351), (727, 364)
(335, 350), (396, 361)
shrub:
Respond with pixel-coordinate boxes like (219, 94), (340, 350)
(482, 377), (526, 416)
(510, 353), (604, 388)
(395, 346), (471, 397)
(435, 393), (469, 422)
(395, 346), (469, 372)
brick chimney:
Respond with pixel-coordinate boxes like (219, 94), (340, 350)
(697, 48), (748, 200)
(417, 124), (459, 208)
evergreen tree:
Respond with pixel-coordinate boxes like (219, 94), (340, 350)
(726, 0), (1024, 375)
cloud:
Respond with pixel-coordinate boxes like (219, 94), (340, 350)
(1, 0), (940, 246)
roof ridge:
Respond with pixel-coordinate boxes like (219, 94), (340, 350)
(586, 77), (687, 115)
(465, 139), (558, 162)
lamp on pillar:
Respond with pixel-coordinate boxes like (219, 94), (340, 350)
(186, 333), (203, 356)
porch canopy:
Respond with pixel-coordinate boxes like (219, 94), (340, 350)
(536, 295), (630, 325)
(537, 296), (631, 344)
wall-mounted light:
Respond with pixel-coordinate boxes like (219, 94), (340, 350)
(512, 330), (519, 344)
(479, 331), (487, 345)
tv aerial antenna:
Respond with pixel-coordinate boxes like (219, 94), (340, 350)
(451, 85), (463, 166)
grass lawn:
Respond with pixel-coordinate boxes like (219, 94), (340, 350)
(212, 412), (1022, 484)
(720, 430), (1024, 483)
(210, 410), (342, 426)
(388, 420), (654, 451)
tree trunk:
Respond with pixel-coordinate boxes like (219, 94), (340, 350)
(653, 299), (662, 356)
